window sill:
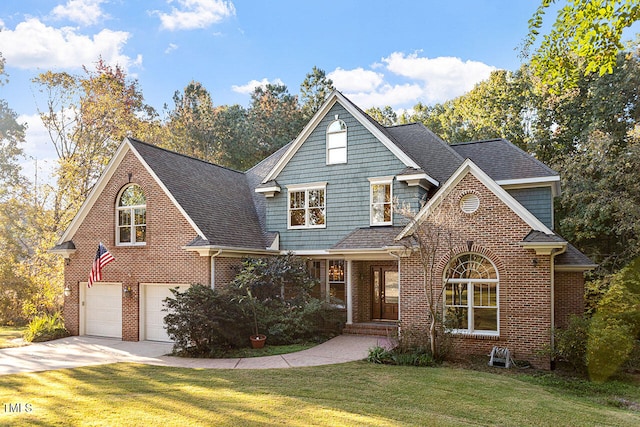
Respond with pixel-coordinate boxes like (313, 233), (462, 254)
(116, 243), (147, 247)
(448, 331), (500, 340)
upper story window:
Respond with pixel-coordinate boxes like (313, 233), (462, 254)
(444, 253), (498, 335)
(116, 184), (146, 246)
(326, 118), (347, 164)
(369, 177), (393, 226)
(288, 183), (326, 229)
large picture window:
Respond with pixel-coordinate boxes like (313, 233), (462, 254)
(444, 253), (498, 334)
(326, 119), (347, 164)
(288, 184), (326, 229)
(117, 184), (146, 245)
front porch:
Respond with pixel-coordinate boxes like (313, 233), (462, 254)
(343, 321), (398, 337)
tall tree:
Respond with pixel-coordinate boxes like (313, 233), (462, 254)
(163, 81), (219, 163)
(213, 104), (252, 170)
(366, 106), (397, 126)
(33, 58), (162, 230)
(247, 83), (304, 165)
(299, 66), (335, 120)
(525, 0), (640, 91)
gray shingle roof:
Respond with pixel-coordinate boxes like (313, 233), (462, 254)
(331, 227), (405, 250)
(556, 243), (597, 267)
(450, 139), (558, 181)
(129, 138), (267, 249)
(386, 123), (464, 185)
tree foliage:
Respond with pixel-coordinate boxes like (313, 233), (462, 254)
(525, 0), (640, 91)
(299, 66), (335, 121)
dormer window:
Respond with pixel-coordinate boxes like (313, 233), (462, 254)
(116, 184), (146, 245)
(326, 118), (347, 164)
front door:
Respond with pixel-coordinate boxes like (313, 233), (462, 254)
(371, 267), (399, 320)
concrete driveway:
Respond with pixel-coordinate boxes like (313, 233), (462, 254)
(0, 335), (386, 375)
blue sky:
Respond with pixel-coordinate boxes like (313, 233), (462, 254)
(1, 0), (549, 176)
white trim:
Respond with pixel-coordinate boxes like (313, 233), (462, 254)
(115, 184), (147, 247)
(346, 260), (353, 325)
(369, 177), (394, 226)
(261, 91), (420, 183)
(397, 159), (555, 241)
(496, 175), (560, 186)
(396, 172), (439, 188)
(287, 183), (327, 230)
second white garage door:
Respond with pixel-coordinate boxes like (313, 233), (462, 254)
(141, 284), (189, 342)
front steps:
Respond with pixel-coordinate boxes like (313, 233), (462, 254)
(342, 322), (398, 337)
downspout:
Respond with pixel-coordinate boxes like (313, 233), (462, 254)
(549, 244), (567, 360)
(210, 249), (222, 289)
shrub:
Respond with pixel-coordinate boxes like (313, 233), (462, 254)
(164, 284), (250, 356)
(23, 312), (69, 342)
(549, 314), (590, 373)
(367, 345), (393, 364)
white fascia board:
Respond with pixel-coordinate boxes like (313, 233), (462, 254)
(519, 241), (567, 255)
(498, 175), (561, 197)
(396, 172), (439, 187)
(56, 139), (132, 245)
(261, 91), (419, 183)
(396, 159), (555, 241)
(183, 245), (279, 257)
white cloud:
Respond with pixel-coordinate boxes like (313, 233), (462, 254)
(231, 78), (284, 95)
(325, 52), (497, 109)
(328, 67), (384, 93)
(155, 0), (236, 31)
(0, 18), (139, 72)
(382, 52), (496, 104)
(165, 43), (179, 54)
(51, 0), (107, 26)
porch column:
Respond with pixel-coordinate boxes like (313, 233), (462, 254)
(346, 260), (353, 325)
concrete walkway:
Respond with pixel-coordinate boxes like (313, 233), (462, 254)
(0, 335), (387, 375)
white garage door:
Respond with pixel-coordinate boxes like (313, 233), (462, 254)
(84, 283), (122, 338)
(142, 284), (189, 342)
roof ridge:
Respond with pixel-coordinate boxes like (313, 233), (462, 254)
(127, 137), (245, 175)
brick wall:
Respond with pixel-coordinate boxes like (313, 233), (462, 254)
(554, 271), (585, 328)
(63, 149), (210, 340)
(399, 173), (557, 369)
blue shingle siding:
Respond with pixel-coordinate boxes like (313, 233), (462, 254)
(506, 187), (553, 229)
(265, 104), (421, 250)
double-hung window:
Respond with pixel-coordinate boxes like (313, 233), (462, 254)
(444, 253), (498, 335)
(116, 184), (146, 245)
(288, 183), (326, 229)
(369, 177), (393, 226)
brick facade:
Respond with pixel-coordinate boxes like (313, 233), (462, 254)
(395, 173), (580, 369)
(63, 150), (210, 340)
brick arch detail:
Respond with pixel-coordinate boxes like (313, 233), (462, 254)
(435, 244), (505, 279)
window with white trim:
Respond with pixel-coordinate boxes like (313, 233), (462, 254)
(116, 184), (146, 245)
(444, 253), (498, 334)
(369, 177), (393, 225)
(288, 184), (326, 229)
(328, 259), (345, 304)
(326, 119), (347, 164)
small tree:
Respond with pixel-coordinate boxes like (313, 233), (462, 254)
(396, 196), (465, 360)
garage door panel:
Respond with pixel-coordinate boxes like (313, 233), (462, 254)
(84, 283), (122, 338)
(143, 284), (188, 342)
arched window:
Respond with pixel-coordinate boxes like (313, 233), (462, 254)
(116, 184), (146, 245)
(444, 253), (498, 334)
(326, 119), (347, 164)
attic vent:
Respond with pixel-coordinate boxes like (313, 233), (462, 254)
(460, 193), (480, 214)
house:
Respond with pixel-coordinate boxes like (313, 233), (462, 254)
(51, 91), (595, 368)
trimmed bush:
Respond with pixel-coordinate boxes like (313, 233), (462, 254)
(23, 312), (69, 342)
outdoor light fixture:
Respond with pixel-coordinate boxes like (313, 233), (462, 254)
(532, 258), (539, 267)
(123, 285), (132, 297)
(63, 285), (72, 297)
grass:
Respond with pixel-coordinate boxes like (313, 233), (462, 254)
(214, 343), (316, 358)
(0, 362), (639, 426)
(0, 326), (26, 349)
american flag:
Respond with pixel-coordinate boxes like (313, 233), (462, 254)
(88, 243), (115, 288)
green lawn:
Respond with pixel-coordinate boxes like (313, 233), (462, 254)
(0, 362), (638, 426)
(0, 326), (26, 349)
